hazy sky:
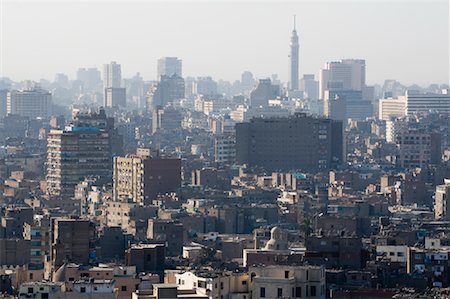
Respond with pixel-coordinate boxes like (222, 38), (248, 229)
(1, 0), (449, 86)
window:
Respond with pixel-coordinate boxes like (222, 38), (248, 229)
(80, 287), (86, 293)
(260, 287), (266, 298)
(242, 280), (247, 285)
(311, 286), (316, 297)
(296, 286), (302, 297)
(220, 282), (223, 290)
(285, 271), (289, 278)
(121, 286), (127, 291)
(277, 288), (283, 298)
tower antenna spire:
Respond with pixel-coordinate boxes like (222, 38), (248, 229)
(293, 14), (296, 30)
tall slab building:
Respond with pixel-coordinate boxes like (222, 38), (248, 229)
(236, 113), (343, 172)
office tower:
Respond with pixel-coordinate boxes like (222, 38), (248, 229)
(157, 57), (182, 79)
(193, 77), (218, 96)
(54, 73), (69, 88)
(235, 113), (343, 172)
(405, 89), (450, 114)
(249, 79), (280, 108)
(76, 67), (102, 92)
(289, 16), (299, 91)
(125, 72), (145, 108)
(51, 219), (95, 268)
(103, 61), (122, 89)
(7, 88), (52, 118)
(241, 71), (255, 93)
(105, 87), (126, 108)
(300, 74), (319, 100)
(319, 59), (366, 99)
(435, 179), (450, 220)
(46, 116), (112, 197)
(113, 148), (181, 204)
(378, 89), (450, 120)
(378, 97), (407, 121)
(146, 74), (185, 112)
(151, 106), (183, 133)
(324, 90), (373, 122)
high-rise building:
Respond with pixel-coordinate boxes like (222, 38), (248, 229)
(289, 16), (299, 91)
(146, 74), (185, 112)
(46, 115), (112, 197)
(235, 113), (343, 172)
(435, 179), (450, 220)
(378, 97), (407, 121)
(249, 79), (280, 108)
(157, 57), (182, 79)
(105, 87), (126, 108)
(77, 68), (102, 92)
(151, 106), (183, 134)
(7, 88), (52, 118)
(241, 71), (256, 95)
(300, 74), (319, 100)
(113, 148), (181, 204)
(103, 61), (122, 89)
(405, 89), (450, 114)
(192, 77), (218, 96)
(319, 59), (366, 99)
(378, 89), (450, 120)
(324, 90), (373, 122)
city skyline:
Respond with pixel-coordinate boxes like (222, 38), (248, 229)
(1, 0), (449, 86)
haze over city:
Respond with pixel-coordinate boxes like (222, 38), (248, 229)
(1, 0), (449, 85)
(2, 1), (450, 298)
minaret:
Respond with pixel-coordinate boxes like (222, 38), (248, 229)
(289, 15), (299, 91)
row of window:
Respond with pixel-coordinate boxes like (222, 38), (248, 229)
(260, 285), (317, 298)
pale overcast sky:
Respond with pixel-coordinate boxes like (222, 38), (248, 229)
(1, 0), (449, 86)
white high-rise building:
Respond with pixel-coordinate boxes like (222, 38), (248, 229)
(379, 89), (450, 120)
(103, 61), (122, 89)
(319, 59), (366, 99)
(378, 97), (407, 121)
(7, 88), (52, 118)
(405, 89), (450, 114)
(157, 57), (182, 79)
(289, 16), (299, 91)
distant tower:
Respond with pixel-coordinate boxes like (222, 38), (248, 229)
(289, 15), (299, 91)
(103, 61), (122, 89)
